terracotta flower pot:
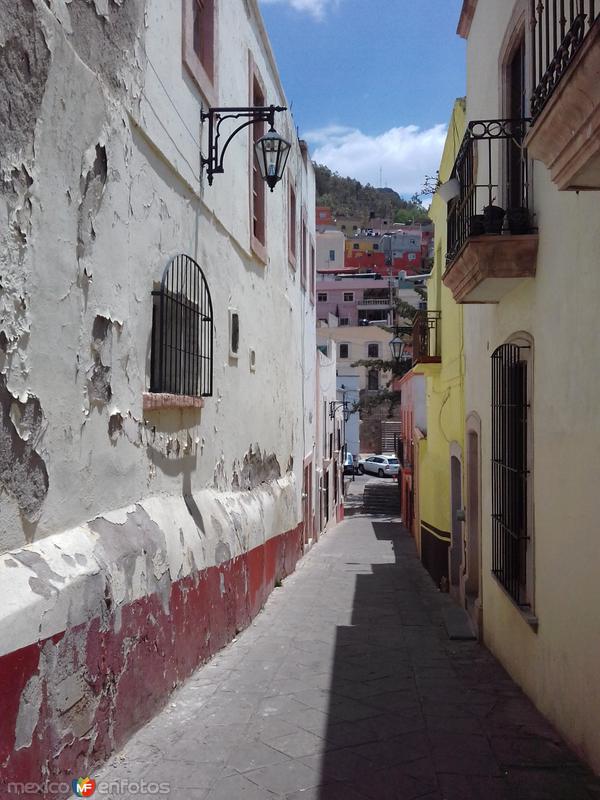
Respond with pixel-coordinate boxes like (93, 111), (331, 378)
(483, 205), (505, 234)
(506, 207), (530, 235)
(469, 214), (485, 236)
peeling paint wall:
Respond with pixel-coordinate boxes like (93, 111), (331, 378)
(0, 0), (316, 790)
(0, 0), (316, 551)
(0, 484), (302, 789)
(0, 376), (49, 526)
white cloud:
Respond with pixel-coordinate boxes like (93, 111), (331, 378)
(304, 123), (447, 198)
(259, 0), (337, 21)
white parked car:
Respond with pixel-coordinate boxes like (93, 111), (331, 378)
(357, 455), (400, 478)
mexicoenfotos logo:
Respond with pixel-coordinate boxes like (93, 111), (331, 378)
(7, 778), (170, 795)
(72, 777), (96, 797)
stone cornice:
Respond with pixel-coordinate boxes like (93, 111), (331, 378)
(457, 0), (478, 39)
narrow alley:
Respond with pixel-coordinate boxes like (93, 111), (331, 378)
(96, 481), (600, 800)
(4, 1), (600, 794)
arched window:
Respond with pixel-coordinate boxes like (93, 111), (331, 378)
(491, 341), (530, 606)
(150, 254), (214, 397)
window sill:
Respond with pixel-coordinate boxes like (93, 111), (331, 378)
(143, 393), (204, 411)
(182, 1), (218, 109)
(491, 572), (538, 632)
(251, 235), (267, 265)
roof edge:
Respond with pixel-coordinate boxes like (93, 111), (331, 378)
(457, 0), (478, 38)
(248, 0), (287, 105)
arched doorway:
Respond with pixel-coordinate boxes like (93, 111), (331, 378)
(449, 451), (463, 594)
(465, 413), (483, 635)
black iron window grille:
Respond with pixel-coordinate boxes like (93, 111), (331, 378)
(491, 342), (530, 606)
(150, 254), (214, 397)
(446, 119), (532, 266)
(531, 0), (599, 119)
(412, 310), (441, 365)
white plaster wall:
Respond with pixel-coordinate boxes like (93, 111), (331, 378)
(317, 325), (393, 391)
(316, 346), (338, 525)
(337, 375), (360, 458)
(316, 230), (345, 270)
(302, 158), (318, 530)
(0, 478), (299, 658)
(464, 0), (600, 772)
(0, 0), (315, 555)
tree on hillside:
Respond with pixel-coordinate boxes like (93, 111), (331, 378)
(314, 164), (430, 224)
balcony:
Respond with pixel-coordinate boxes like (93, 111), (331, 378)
(526, 1), (600, 190)
(412, 311), (441, 366)
(443, 119), (538, 304)
(357, 298), (392, 307)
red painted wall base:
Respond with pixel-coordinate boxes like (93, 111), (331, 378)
(0, 524), (303, 799)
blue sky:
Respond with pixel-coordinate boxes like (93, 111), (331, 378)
(259, 0), (466, 197)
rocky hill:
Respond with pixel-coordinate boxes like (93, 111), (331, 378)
(314, 163), (430, 225)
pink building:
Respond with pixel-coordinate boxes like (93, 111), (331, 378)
(396, 370), (426, 539)
(316, 276), (394, 327)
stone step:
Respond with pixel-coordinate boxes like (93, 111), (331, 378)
(363, 497), (399, 505)
(362, 482), (400, 515)
(442, 606), (477, 640)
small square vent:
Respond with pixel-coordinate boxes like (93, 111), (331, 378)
(229, 308), (239, 360)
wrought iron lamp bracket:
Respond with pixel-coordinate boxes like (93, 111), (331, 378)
(201, 104), (286, 185)
(329, 401), (350, 422)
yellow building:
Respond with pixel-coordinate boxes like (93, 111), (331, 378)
(445, 0), (600, 774)
(412, 99), (469, 607)
(344, 236), (383, 259)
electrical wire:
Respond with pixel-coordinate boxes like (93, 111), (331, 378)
(146, 56), (202, 150)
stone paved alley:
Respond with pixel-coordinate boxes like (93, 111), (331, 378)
(97, 481), (600, 799)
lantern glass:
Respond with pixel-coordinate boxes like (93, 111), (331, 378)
(255, 129), (291, 191)
(389, 335), (404, 361)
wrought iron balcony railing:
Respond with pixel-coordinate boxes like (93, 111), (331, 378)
(531, 0), (599, 119)
(446, 119), (532, 267)
(357, 298), (392, 306)
(412, 311), (441, 366)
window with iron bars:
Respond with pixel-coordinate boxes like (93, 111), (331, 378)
(150, 254), (214, 397)
(491, 342), (530, 606)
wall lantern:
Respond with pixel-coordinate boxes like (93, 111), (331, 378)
(329, 400), (350, 422)
(438, 177), (461, 203)
(201, 104), (291, 190)
(389, 330), (405, 362)
(255, 128), (292, 191)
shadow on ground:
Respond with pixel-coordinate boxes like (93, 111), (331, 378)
(315, 490), (600, 800)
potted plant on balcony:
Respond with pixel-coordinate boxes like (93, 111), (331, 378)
(505, 206), (531, 235)
(469, 214), (485, 236)
(483, 199), (505, 234)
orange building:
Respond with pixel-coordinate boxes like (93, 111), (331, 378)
(316, 207), (334, 227)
